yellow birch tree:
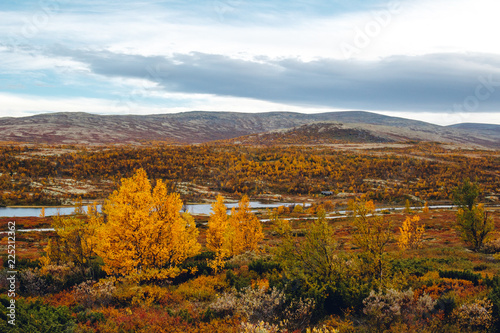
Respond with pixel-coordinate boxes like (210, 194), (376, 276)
(206, 195), (230, 272)
(42, 202), (103, 275)
(95, 169), (200, 281)
(349, 199), (392, 282)
(226, 195), (264, 256)
(398, 215), (425, 250)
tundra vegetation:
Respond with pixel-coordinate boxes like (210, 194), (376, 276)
(0, 142), (500, 332)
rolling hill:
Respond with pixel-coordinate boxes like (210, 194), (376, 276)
(0, 111), (498, 148)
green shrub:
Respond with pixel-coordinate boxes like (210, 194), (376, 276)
(76, 310), (105, 325)
(486, 275), (500, 333)
(248, 258), (281, 275)
(174, 251), (214, 284)
(0, 296), (75, 332)
(438, 270), (481, 286)
(434, 295), (457, 317)
(226, 269), (252, 291)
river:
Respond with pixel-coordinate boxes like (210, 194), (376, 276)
(0, 201), (302, 217)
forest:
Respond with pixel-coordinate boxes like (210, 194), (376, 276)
(0, 142), (499, 206)
(0, 142), (500, 332)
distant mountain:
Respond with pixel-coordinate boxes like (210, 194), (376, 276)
(447, 123), (500, 141)
(223, 122), (395, 145)
(0, 111), (498, 148)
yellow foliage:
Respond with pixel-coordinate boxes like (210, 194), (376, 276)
(175, 274), (228, 301)
(226, 195), (264, 256)
(251, 278), (269, 291)
(42, 202), (103, 273)
(95, 168), (201, 278)
(398, 215), (425, 250)
(270, 210), (291, 237)
(423, 201), (429, 214)
(404, 199), (412, 214)
(206, 195), (231, 272)
(349, 199), (392, 281)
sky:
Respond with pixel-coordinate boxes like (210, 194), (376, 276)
(1, 0), (500, 125)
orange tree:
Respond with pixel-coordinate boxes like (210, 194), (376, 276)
(95, 168), (200, 282)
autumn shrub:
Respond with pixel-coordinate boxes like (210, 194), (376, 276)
(175, 274), (228, 302)
(0, 296), (75, 332)
(17, 264), (82, 295)
(305, 327), (339, 333)
(486, 275), (500, 333)
(415, 278), (479, 300)
(93, 306), (241, 333)
(453, 179), (495, 251)
(226, 268), (257, 291)
(388, 258), (433, 277)
(226, 250), (263, 268)
(18, 268), (49, 296)
(438, 269), (481, 286)
(248, 257), (281, 275)
(473, 264), (488, 271)
(240, 321), (281, 333)
(76, 309), (106, 325)
(482, 238), (500, 254)
(210, 286), (315, 331)
(73, 279), (116, 308)
(112, 284), (183, 308)
(452, 298), (494, 332)
(95, 169), (201, 280)
(362, 289), (436, 331)
(1, 255), (40, 270)
(433, 294), (457, 317)
(174, 251), (214, 284)
(317, 314), (356, 333)
(275, 208), (374, 316)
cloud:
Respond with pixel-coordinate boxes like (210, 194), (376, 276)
(49, 46), (500, 112)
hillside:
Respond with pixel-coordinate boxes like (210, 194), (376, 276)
(0, 111), (499, 148)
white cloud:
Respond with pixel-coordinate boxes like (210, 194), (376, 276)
(2, 0), (500, 125)
(0, 91), (336, 118)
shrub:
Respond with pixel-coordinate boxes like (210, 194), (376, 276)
(226, 269), (255, 291)
(486, 275), (500, 332)
(112, 284), (183, 307)
(415, 278), (478, 300)
(76, 309), (106, 325)
(362, 289), (436, 330)
(175, 275), (228, 302)
(92, 306), (241, 332)
(0, 296), (75, 332)
(240, 321), (281, 333)
(434, 295), (457, 317)
(1, 256), (40, 270)
(452, 298), (494, 332)
(482, 238), (500, 254)
(73, 279), (116, 308)
(438, 270), (481, 286)
(249, 258), (281, 275)
(210, 286), (315, 331)
(175, 251), (215, 283)
(18, 269), (49, 296)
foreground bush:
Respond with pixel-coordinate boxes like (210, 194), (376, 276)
(362, 289), (435, 331)
(210, 286), (315, 331)
(0, 296), (75, 332)
(452, 298), (494, 332)
(90, 306), (240, 333)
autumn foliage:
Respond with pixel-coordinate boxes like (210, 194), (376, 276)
(207, 195), (264, 271)
(398, 215), (425, 250)
(96, 169), (200, 280)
